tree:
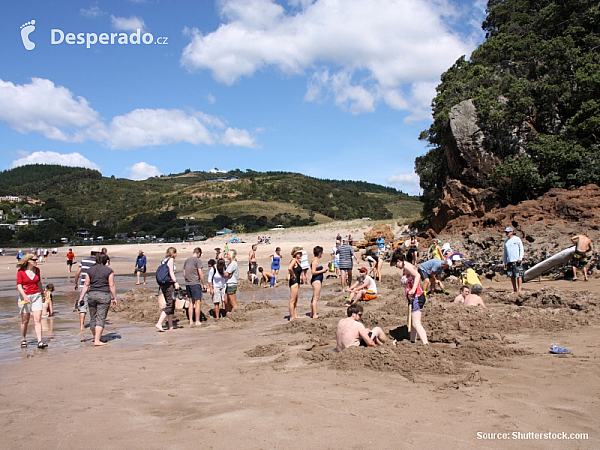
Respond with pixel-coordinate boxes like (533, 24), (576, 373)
(417, 0), (600, 212)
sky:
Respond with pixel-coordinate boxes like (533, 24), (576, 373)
(0, 0), (487, 194)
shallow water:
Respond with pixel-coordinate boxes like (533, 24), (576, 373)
(0, 276), (143, 363)
(0, 275), (343, 363)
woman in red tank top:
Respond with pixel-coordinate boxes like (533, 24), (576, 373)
(16, 253), (47, 348)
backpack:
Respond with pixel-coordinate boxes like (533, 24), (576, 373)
(155, 258), (172, 285)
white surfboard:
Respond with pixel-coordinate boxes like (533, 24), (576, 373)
(523, 246), (576, 282)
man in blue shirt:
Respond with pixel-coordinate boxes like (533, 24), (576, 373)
(502, 226), (524, 293)
(418, 258), (451, 295)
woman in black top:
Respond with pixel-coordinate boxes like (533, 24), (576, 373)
(78, 253), (117, 346)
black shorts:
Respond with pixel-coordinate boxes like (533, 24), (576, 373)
(249, 262), (257, 274)
(572, 250), (588, 268)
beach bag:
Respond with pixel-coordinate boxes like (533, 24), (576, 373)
(155, 259), (171, 285)
(328, 261), (335, 272)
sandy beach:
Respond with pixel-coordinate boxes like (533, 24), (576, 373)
(0, 220), (598, 449)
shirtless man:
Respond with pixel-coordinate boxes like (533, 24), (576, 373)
(571, 233), (594, 281)
(248, 244), (258, 283)
(336, 304), (387, 352)
(453, 285), (470, 304)
(462, 284), (486, 307)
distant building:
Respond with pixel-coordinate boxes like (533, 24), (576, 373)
(0, 210), (6, 220)
(216, 228), (233, 235)
(209, 168), (227, 174)
(207, 176), (239, 183)
(1, 196), (21, 202)
(0, 224), (17, 231)
(16, 219), (29, 226)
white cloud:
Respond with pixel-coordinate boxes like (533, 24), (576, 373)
(181, 0), (484, 118)
(0, 77), (259, 150)
(81, 6), (105, 18)
(221, 128), (260, 148)
(10, 151), (101, 171)
(387, 172), (421, 195)
(0, 78), (104, 142)
(107, 108), (215, 149)
(110, 15), (147, 32)
(206, 94), (216, 104)
(125, 162), (161, 180)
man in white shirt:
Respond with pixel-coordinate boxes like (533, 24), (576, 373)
(502, 226), (524, 293)
(345, 267), (377, 306)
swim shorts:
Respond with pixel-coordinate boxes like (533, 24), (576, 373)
(572, 250), (588, 268)
(506, 261), (523, 279)
(362, 291), (377, 301)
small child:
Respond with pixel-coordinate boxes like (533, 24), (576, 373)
(42, 283), (55, 317)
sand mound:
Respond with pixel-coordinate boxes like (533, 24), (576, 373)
(244, 300), (276, 311)
(237, 279), (262, 292)
(486, 287), (600, 311)
(114, 287), (187, 324)
(245, 343), (284, 357)
(274, 286), (598, 380)
(273, 320), (335, 341)
(223, 309), (251, 322)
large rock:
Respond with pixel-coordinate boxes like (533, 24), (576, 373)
(432, 184), (600, 278)
(356, 224), (394, 249)
(446, 99), (499, 188)
(430, 100), (502, 232)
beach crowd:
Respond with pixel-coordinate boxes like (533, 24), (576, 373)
(15, 228), (594, 351)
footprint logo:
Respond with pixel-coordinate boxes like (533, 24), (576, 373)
(20, 20), (36, 50)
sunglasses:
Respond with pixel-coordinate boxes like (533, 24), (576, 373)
(31, 259), (38, 261)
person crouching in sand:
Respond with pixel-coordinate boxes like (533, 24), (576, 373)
(336, 304), (387, 351)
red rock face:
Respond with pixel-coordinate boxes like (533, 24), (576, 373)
(442, 184), (600, 235)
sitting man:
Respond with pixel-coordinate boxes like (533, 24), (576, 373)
(345, 267), (377, 306)
(462, 284), (486, 307)
(336, 304), (387, 352)
(418, 258), (451, 295)
(454, 285), (470, 304)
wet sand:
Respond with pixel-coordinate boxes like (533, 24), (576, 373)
(1, 221), (598, 449)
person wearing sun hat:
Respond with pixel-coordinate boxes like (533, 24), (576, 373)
(503, 226), (524, 293)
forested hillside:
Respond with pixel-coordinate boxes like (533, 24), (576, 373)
(0, 165), (421, 244)
(416, 0), (600, 227)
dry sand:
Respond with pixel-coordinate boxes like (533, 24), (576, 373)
(1, 220), (598, 449)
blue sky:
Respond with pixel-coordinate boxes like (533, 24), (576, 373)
(0, 0), (486, 194)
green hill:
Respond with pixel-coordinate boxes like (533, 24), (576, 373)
(0, 165), (422, 244)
